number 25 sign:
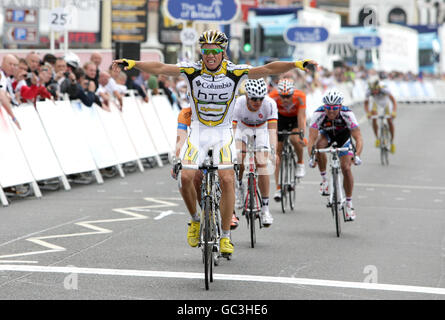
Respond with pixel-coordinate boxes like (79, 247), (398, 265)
(48, 7), (77, 32)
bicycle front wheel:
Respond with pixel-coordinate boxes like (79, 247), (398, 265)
(381, 124), (390, 166)
(331, 170), (341, 237)
(203, 196), (213, 290)
(248, 174), (256, 248)
(289, 153), (297, 211)
(280, 153), (288, 213)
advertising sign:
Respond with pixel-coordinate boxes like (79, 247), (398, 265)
(164, 0), (239, 23)
(353, 35), (382, 49)
(284, 26), (329, 44)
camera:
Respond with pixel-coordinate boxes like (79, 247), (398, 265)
(64, 71), (70, 78)
(26, 72), (33, 79)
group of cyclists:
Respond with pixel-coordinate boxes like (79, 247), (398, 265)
(112, 29), (398, 257)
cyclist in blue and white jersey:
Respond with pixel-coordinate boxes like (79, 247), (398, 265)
(307, 89), (363, 221)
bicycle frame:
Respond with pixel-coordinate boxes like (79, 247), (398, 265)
(277, 130), (302, 213)
(180, 149), (235, 290)
(371, 114), (391, 166)
(314, 142), (351, 237)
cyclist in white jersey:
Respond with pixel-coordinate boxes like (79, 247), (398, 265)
(232, 78), (278, 227)
(364, 79), (397, 153)
(112, 30), (318, 255)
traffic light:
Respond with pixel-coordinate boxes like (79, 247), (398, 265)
(257, 24), (265, 52)
(242, 27), (254, 55)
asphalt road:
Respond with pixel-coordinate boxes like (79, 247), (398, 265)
(0, 102), (444, 302)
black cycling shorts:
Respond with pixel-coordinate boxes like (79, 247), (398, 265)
(277, 114), (299, 142)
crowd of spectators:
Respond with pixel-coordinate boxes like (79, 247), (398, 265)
(2, 51), (445, 125)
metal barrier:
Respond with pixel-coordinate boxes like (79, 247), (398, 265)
(0, 92), (176, 206)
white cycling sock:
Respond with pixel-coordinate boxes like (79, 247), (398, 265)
(191, 212), (200, 222)
(221, 230), (231, 239)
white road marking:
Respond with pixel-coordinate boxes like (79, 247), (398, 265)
(1, 264), (445, 296)
(0, 198), (178, 262)
(303, 181), (445, 191)
(154, 210), (185, 220)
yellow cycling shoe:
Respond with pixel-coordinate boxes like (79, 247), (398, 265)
(220, 238), (234, 254)
(375, 139), (380, 148)
(187, 221), (200, 247)
(390, 143), (396, 154)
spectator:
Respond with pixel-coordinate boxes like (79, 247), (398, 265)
(84, 61), (98, 89)
(43, 53), (57, 68)
(158, 74), (175, 106)
(106, 65), (124, 109)
(96, 71), (112, 111)
(54, 57), (68, 86)
(20, 68), (52, 103)
(126, 73), (149, 102)
(25, 51), (41, 75)
(0, 54), (20, 106)
(115, 71), (128, 94)
(0, 83), (21, 130)
(61, 67), (98, 107)
(90, 51), (102, 85)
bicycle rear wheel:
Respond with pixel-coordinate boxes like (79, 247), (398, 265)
(331, 170), (341, 237)
(248, 174), (256, 248)
(280, 153), (288, 213)
(289, 153), (297, 211)
(203, 196), (213, 290)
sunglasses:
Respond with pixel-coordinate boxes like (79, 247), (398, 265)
(249, 97), (264, 102)
(324, 104), (341, 111)
(201, 48), (224, 55)
(280, 94), (292, 99)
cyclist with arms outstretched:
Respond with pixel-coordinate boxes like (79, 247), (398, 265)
(112, 30), (318, 255)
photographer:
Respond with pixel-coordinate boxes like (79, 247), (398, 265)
(20, 67), (52, 103)
(61, 67), (99, 107)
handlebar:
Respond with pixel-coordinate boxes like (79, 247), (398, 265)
(370, 115), (392, 120)
(180, 163), (236, 171)
(278, 131), (304, 139)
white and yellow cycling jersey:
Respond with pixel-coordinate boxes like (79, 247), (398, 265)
(177, 59), (251, 128)
(366, 87), (393, 114)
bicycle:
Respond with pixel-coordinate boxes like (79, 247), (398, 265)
(370, 114), (391, 166)
(175, 148), (234, 290)
(277, 130), (303, 213)
(238, 134), (268, 248)
(311, 142), (354, 237)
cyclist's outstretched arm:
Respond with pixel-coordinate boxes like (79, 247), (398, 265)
(351, 127), (363, 157)
(248, 59), (318, 79)
(112, 59), (181, 77)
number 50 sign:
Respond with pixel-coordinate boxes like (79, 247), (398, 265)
(48, 7), (77, 32)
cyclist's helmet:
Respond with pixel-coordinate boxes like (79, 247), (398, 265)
(322, 89), (344, 105)
(369, 79), (382, 91)
(244, 79), (267, 99)
(199, 30), (228, 49)
(277, 78), (295, 96)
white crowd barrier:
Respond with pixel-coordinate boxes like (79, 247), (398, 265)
(305, 79), (445, 119)
(0, 92), (175, 206)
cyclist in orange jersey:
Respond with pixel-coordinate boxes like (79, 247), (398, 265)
(269, 78), (307, 201)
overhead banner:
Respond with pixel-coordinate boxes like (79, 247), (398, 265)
(112, 0), (148, 42)
(164, 0), (240, 23)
